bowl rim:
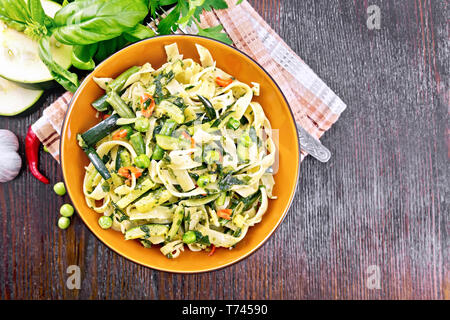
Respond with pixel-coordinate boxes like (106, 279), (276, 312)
(60, 34), (301, 273)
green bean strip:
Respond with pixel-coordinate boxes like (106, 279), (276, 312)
(108, 66), (140, 92)
(106, 91), (135, 118)
(84, 147), (111, 180)
(91, 94), (110, 112)
(130, 132), (146, 155)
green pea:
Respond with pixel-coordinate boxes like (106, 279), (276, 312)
(98, 216), (113, 229)
(240, 134), (252, 147)
(60, 204), (74, 217)
(226, 117), (240, 130)
(53, 182), (66, 196)
(182, 231), (197, 244)
(58, 216), (70, 229)
(134, 117), (150, 132)
(197, 174), (211, 188)
(134, 154), (151, 169)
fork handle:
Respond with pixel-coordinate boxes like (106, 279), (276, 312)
(296, 124), (331, 163)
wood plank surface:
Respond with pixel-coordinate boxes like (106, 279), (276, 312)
(0, 0), (447, 299)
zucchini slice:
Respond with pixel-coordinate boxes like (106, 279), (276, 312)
(166, 206), (184, 241)
(237, 143), (250, 162)
(155, 100), (185, 124)
(134, 188), (173, 213)
(0, 77), (43, 116)
(125, 224), (170, 240)
(155, 134), (190, 150)
(116, 178), (156, 209)
(0, 1), (72, 89)
(80, 114), (120, 146)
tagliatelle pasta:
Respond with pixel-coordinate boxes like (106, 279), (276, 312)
(77, 43), (276, 258)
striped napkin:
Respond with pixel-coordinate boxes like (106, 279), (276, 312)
(32, 0), (346, 162)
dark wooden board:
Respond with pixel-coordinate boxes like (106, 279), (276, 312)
(0, 0), (447, 299)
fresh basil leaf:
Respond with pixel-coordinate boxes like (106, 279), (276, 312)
(177, 1), (196, 27)
(0, 0), (30, 31)
(123, 24), (155, 42)
(197, 24), (232, 44)
(94, 35), (129, 62)
(160, 0), (178, 5)
(53, 0), (149, 45)
(28, 0), (50, 27)
(38, 37), (79, 92)
(193, 0), (228, 21)
(0, 0), (31, 24)
(149, 0), (159, 17)
(157, 2), (181, 34)
(71, 43), (98, 70)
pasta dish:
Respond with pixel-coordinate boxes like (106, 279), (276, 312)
(77, 43), (276, 258)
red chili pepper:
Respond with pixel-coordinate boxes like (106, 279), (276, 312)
(25, 126), (49, 184)
(208, 245), (216, 256)
(140, 93), (155, 118)
(217, 209), (232, 220)
(215, 77), (233, 87)
(118, 166), (142, 179)
(112, 129), (129, 140)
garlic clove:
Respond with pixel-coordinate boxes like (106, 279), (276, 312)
(0, 129), (22, 183)
(0, 129), (19, 151)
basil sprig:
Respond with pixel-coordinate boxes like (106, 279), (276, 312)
(0, 0), (52, 38)
(154, 0), (233, 44)
(0, 0), (240, 92)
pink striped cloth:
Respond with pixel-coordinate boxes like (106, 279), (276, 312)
(32, 0), (346, 162)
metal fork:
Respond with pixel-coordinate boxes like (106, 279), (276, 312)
(146, 9), (332, 163)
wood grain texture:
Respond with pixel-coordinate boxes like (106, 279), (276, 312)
(0, 0), (447, 299)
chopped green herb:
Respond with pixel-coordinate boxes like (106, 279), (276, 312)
(218, 174), (245, 191)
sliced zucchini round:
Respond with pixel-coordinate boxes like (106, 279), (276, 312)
(0, 0), (72, 89)
(0, 77), (43, 116)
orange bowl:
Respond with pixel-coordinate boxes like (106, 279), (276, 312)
(61, 35), (300, 273)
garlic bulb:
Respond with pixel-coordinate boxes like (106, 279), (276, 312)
(0, 129), (21, 182)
